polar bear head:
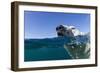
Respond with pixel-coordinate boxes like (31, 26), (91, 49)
(56, 25), (82, 37)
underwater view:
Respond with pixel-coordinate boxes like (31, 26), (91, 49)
(24, 34), (90, 61)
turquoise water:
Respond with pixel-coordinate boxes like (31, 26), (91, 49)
(24, 35), (89, 61)
(24, 37), (72, 61)
(24, 47), (71, 61)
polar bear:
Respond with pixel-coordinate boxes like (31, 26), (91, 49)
(56, 25), (90, 59)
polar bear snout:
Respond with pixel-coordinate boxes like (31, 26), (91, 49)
(56, 25), (67, 36)
(56, 25), (66, 31)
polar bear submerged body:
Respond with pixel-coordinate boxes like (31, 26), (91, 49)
(56, 25), (90, 59)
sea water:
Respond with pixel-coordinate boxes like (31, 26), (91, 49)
(24, 35), (90, 61)
(24, 47), (71, 61)
(24, 37), (72, 61)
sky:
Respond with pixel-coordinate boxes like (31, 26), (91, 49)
(24, 11), (90, 39)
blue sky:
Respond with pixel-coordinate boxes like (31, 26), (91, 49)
(24, 11), (90, 39)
